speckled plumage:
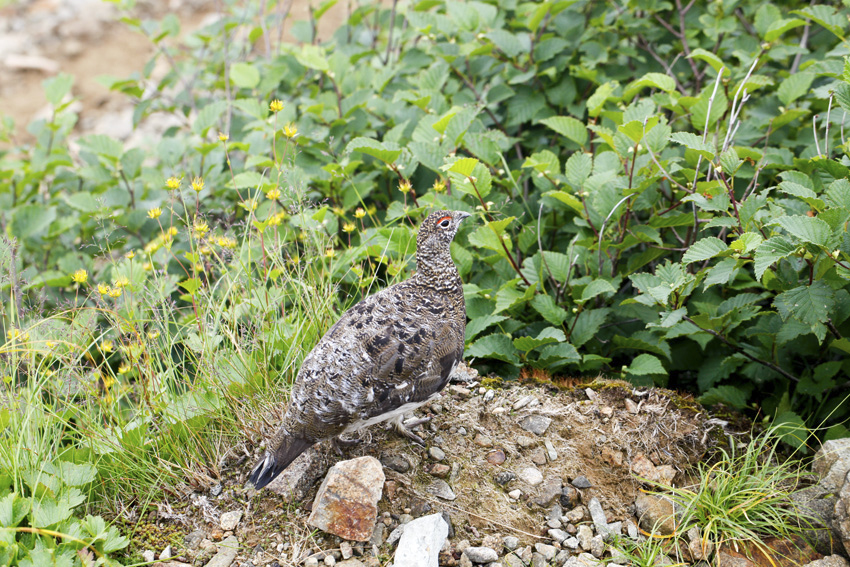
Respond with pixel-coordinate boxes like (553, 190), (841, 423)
(248, 210), (471, 490)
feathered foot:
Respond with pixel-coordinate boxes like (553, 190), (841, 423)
(392, 416), (429, 446)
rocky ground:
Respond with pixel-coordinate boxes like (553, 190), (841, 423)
(118, 365), (850, 567)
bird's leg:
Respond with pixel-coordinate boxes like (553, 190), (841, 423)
(331, 435), (361, 456)
(403, 416), (431, 428)
(392, 416), (428, 446)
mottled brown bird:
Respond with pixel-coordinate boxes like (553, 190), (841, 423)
(248, 210), (471, 490)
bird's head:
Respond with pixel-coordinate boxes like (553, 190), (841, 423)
(416, 210), (471, 253)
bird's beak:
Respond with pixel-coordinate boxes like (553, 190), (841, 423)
(457, 211), (472, 222)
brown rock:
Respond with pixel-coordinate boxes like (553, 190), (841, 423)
(267, 447), (325, 501)
(429, 464), (451, 478)
(308, 456), (385, 542)
(474, 433), (493, 447)
(532, 477), (563, 508)
(486, 449), (506, 465)
(634, 493), (677, 535)
(631, 453), (676, 485)
(531, 447), (547, 465)
(717, 537), (821, 567)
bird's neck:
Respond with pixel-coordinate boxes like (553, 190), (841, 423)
(412, 247), (462, 294)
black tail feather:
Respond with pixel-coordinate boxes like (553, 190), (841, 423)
(248, 436), (313, 490)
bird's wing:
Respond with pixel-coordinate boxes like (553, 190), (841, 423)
(284, 287), (463, 439)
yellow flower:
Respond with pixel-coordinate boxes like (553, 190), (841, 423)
(113, 276), (130, 288)
(266, 188), (282, 200)
(193, 220), (209, 236)
(199, 245), (211, 256)
(191, 177), (205, 192)
(6, 328), (26, 341)
(71, 269), (88, 284)
(217, 236), (237, 249)
(166, 176), (181, 190)
(398, 179), (412, 194)
(98, 283), (110, 296)
(333, 207), (345, 217)
(431, 179), (446, 193)
(269, 99), (284, 113)
(218, 132), (229, 142)
(289, 254), (301, 265)
(148, 330), (160, 339)
(241, 199), (258, 212)
(46, 340), (56, 348)
(343, 222), (356, 233)
(125, 251), (136, 259)
(118, 363), (130, 375)
(324, 248), (336, 258)
(103, 375), (116, 388)
(284, 123), (298, 138)
(108, 287), (123, 298)
(142, 262), (152, 271)
(169, 227), (179, 236)
(100, 341), (114, 353)
(148, 207), (162, 219)
(354, 207), (366, 219)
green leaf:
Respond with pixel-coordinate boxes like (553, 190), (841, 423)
(544, 190), (584, 213)
(776, 72), (814, 106)
(587, 81), (617, 117)
(179, 277), (203, 296)
(764, 19), (807, 42)
(345, 137), (400, 165)
(773, 411), (808, 449)
(10, 205), (57, 240)
(57, 462), (97, 486)
(699, 385), (748, 409)
(467, 217), (514, 256)
(539, 116), (588, 147)
(580, 279), (616, 302)
(31, 499), (73, 528)
(466, 333), (519, 365)
(704, 258), (738, 289)
(296, 44), (329, 71)
(682, 237), (728, 264)
(729, 232), (763, 254)
(627, 354), (667, 375)
(466, 314), (508, 341)
(564, 152), (593, 189)
(513, 327), (566, 352)
(669, 132), (715, 159)
(43, 73), (74, 106)
(570, 308), (608, 347)
(774, 282), (835, 328)
(687, 48), (727, 75)
(230, 62), (261, 89)
(448, 157), (479, 177)
(773, 215), (831, 247)
(623, 72), (676, 100)
(531, 294), (568, 326)
(791, 5), (845, 39)
(754, 236), (796, 280)
(0, 493), (30, 527)
(537, 342), (581, 366)
(486, 29), (524, 58)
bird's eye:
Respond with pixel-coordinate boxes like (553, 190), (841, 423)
(437, 216), (452, 228)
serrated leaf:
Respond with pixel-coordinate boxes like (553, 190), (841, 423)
(345, 137), (400, 164)
(688, 48), (727, 75)
(544, 190), (584, 213)
(466, 333), (519, 365)
(570, 308), (608, 347)
(754, 236), (796, 280)
(465, 314), (508, 341)
(486, 29), (524, 58)
(777, 72), (814, 106)
(628, 354), (667, 375)
(587, 81), (616, 117)
(564, 152), (593, 189)
(540, 116), (588, 147)
(296, 44), (329, 71)
(513, 327), (566, 352)
(0, 493), (30, 527)
(773, 411), (808, 449)
(448, 157), (479, 177)
(669, 132), (715, 159)
(43, 73), (74, 106)
(230, 62), (260, 89)
(623, 72), (676, 100)
(765, 18), (807, 41)
(774, 282), (835, 328)
(682, 237), (728, 264)
(699, 385), (748, 409)
(537, 342), (581, 366)
(773, 215), (831, 247)
(531, 294), (568, 326)
(791, 5), (845, 39)
(729, 232), (763, 254)
(580, 279), (616, 302)
(704, 258), (738, 289)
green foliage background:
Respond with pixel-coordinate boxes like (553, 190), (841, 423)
(2, 0), (850, 562)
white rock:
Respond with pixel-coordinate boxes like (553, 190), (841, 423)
(219, 510), (242, 531)
(393, 513), (449, 567)
(508, 489), (522, 500)
(518, 466), (544, 486)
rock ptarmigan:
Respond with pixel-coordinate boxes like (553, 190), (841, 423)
(248, 210), (471, 490)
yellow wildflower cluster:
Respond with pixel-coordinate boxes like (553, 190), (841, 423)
(342, 222), (356, 233)
(193, 220), (210, 237)
(431, 179), (447, 193)
(148, 207), (162, 219)
(144, 227), (178, 254)
(71, 269), (88, 284)
(354, 207), (366, 219)
(324, 248), (336, 258)
(125, 251), (136, 259)
(268, 211), (287, 226)
(269, 99), (284, 113)
(191, 177), (205, 193)
(284, 123), (298, 138)
(6, 328), (29, 341)
(398, 179), (413, 194)
(266, 188), (282, 200)
(113, 276), (130, 288)
(218, 132), (229, 142)
(216, 236), (237, 248)
(166, 176), (181, 190)
(100, 341), (114, 353)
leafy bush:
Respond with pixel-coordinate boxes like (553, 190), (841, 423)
(2, 1), (850, 557)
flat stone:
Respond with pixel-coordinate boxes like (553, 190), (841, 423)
(564, 553), (599, 567)
(267, 446), (324, 501)
(516, 435), (536, 449)
(487, 449), (506, 465)
(571, 475), (592, 489)
(464, 547), (499, 563)
(308, 456), (385, 541)
(219, 510), (242, 531)
(495, 471), (516, 485)
(532, 477), (563, 507)
(530, 447), (547, 465)
(429, 447), (446, 461)
(838, 471), (850, 556)
(518, 466), (544, 486)
(429, 464), (450, 478)
(805, 556), (850, 567)
(577, 525), (593, 550)
(394, 513), (448, 567)
(205, 536), (238, 567)
(184, 529), (205, 550)
(625, 398), (639, 413)
(508, 489), (522, 500)
(474, 434), (493, 447)
(630, 453), (676, 485)
(588, 498), (609, 535)
(565, 505), (587, 523)
(717, 537), (821, 567)
(544, 440), (558, 461)
(564, 537), (580, 549)
(513, 395), (535, 410)
(535, 543), (557, 561)
(519, 415), (552, 436)
(337, 560), (366, 567)
(548, 528), (569, 543)
(426, 479), (456, 500)
(380, 454), (411, 473)
(504, 536), (520, 550)
(590, 535), (605, 557)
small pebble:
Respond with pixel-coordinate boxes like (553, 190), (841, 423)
(457, 427), (467, 435)
(571, 475), (592, 489)
(431, 403), (443, 414)
(508, 489), (522, 500)
(429, 464), (450, 478)
(429, 447), (446, 461)
(142, 550), (155, 563)
(464, 547), (499, 563)
(324, 554), (336, 566)
(518, 466), (544, 486)
(535, 543), (557, 561)
(305, 558), (319, 567)
(563, 536), (580, 549)
(219, 510), (242, 531)
(340, 541), (353, 559)
(483, 389), (494, 402)
(487, 449), (506, 465)
(548, 528), (569, 543)
(544, 439), (558, 461)
(513, 395), (535, 410)
(494, 471), (516, 485)
(504, 536), (519, 550)
(159, 546), (172, 560)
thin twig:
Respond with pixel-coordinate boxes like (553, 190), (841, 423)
(813, 115), (822, 157)
(825, 93), (833, 158)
